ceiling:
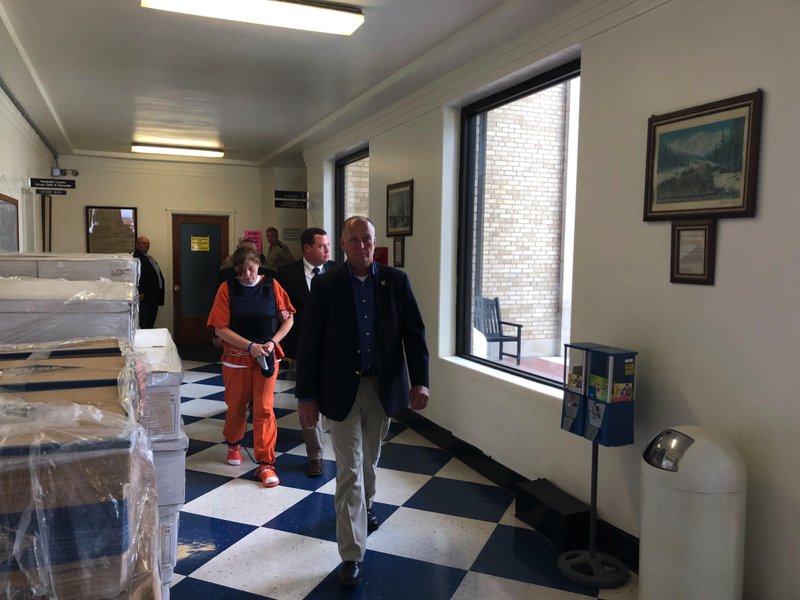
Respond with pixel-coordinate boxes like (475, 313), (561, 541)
(0, 0), (579, 167)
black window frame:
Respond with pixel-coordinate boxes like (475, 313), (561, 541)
(334, 146), (369, 262)
(456, 58), (581, 386)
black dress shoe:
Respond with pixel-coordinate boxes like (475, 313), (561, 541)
(339, 560), (361, 586)
(366, 508), (379, 532)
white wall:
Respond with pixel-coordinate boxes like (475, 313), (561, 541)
(0, 87), (52, 250)
(48, 155), (264, 330)
(304, 0), (800, 596)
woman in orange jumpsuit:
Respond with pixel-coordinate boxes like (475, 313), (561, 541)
(207, 247), (295, 487)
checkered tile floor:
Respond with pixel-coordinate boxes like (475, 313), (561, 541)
(171, 360), (638, 599)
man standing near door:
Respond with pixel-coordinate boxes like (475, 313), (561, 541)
(276, 227), (337, 477)
(295, 216), (429, 586)
(264, 226), (295, 270)
(134, 235), (165, 329)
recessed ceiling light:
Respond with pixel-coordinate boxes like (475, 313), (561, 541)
(141, 0), (364, 36)
(131, 143), (225, 158)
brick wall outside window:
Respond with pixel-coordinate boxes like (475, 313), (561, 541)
(344, 157), (370, 218)
(478, 83), (567, 356)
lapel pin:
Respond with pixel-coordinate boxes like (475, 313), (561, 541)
(380, 280), (386, 286)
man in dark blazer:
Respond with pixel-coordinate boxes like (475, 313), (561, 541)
(133, 235), (165, 329)
(276, 227), (337, 476)
(295, 216), (429, 587)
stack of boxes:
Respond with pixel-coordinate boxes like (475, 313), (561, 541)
(0, 252), (188, 599)
(133, 328), (188, 598)
(0, 339), (160, 599)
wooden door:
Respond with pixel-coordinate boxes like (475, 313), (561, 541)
(171, 214), (228, 344)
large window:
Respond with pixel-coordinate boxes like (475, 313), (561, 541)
(457, 60), (580, 385)
(334, 147), (369, 260)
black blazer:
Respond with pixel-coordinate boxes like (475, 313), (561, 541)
(134, 249), (165, 306)
(275, 259), (337, 359)
(295, 263), (429, 421)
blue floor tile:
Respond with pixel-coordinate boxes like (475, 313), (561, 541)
(185, 469), (235, 503)
(404, 477), (513, 522)
(377, 441), (452, 475)
(273, 453), (336, 490)
(174, 512), (258, 576)
(471, 524), (598, 596)
(187, 438), (217, 456)
(263, 491), (338, 541)
(304, 550), (466, 600)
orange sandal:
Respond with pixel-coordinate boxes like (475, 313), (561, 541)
(255, 465), (279, 488)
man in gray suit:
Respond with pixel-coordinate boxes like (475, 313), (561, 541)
(276, 227), (336, 476)
(295, 216), (429, 587)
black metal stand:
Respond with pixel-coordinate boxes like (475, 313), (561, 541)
(557, 441), (629, 588)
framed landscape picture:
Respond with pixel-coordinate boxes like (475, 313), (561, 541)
(644, 91), (762, 221)
(386, 180), (413, 236)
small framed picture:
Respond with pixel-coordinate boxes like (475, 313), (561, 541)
(644, 91), (762, 221)
(393, 236), (405, 267)
(670, 220), (716, 285)
(386, 180), (413, 236)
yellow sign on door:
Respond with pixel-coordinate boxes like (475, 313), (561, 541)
(190, 236), (210, 251)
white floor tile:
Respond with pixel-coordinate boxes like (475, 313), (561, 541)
(185, 443), (277, 477)
(372, 466), (431, 506)
(181, 371), (219, 384)
(191, 528), (340, 600)
(388, 428), (439, 448)
(435, 458), (495, 486)
(168, 573), (185, 587)
(597, 572), (638, 600)
(180, 398), (226, 418)
(180, 383), (225, 400)
(367, 506), (496, 570)
(182, 477), (311, 526)
(453, 571), (589, 599)
(498, 502), (533, 530)
(183, 417), (227, 443)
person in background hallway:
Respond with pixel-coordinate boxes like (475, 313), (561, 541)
(264, 226), (295, 270)
(133, 235), (164, 329)
(295, 216), (430, 587)
(219, 237), (269, 284)
(276, 227), (337, 477)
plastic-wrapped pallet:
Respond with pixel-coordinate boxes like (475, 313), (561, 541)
(0, 252), (140, 284)
(0, 398), (161, 600)
(132, 329), (184, 442)
(0, 278), (138, 344)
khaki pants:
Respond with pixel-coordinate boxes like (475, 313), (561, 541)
(328, 376), (390, 561)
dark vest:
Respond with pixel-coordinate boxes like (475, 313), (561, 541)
(228, 277), (277, 342)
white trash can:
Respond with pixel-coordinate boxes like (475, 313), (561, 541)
(640, 425), (746, 600)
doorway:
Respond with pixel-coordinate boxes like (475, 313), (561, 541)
(171, 214), (229, 346)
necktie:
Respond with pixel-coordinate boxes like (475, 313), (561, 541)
(312, 267), (320, 277)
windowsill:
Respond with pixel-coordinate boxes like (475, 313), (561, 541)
(439, 355), (563, 400)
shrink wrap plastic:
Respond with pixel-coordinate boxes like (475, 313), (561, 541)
(0, 399), (161, 599)
(0, 277), (138, 344)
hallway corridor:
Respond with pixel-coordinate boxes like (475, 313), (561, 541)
(170, 360), (638, 599)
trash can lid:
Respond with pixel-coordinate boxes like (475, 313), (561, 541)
(642, 425), (746, 493)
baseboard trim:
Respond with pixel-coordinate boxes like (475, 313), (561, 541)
(394, 409), (639, 572)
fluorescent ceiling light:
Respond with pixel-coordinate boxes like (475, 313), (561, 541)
(141, 0), (364, 36)
(131, 143), (225, 158)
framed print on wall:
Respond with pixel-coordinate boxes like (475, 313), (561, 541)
(670, 220), (716, 285)
(0, 193), (19, 251)
(386, 179), (413, 236)
(86, 206), (137, 253)
(644, 90), (762, 221)
(393, 236), (405, 267)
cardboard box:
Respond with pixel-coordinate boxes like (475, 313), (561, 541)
(133, 329), (183, 441)
(0, 278), (137, 344)
(0, 252), (140, 284)
(0, 400), (157, 600)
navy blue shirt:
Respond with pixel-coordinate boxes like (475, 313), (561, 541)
(348, 262), (377, 371)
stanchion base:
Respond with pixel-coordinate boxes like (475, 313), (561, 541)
(557, 549), (629, 588)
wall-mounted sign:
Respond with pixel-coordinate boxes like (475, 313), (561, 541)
(29, 178), (76, 189)
(274, 189), (308, 209)
(36, 189), (67, 195)
(190, 236), (210, 251)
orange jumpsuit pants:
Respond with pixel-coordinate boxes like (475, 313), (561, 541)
(222, 362), (279, 465)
